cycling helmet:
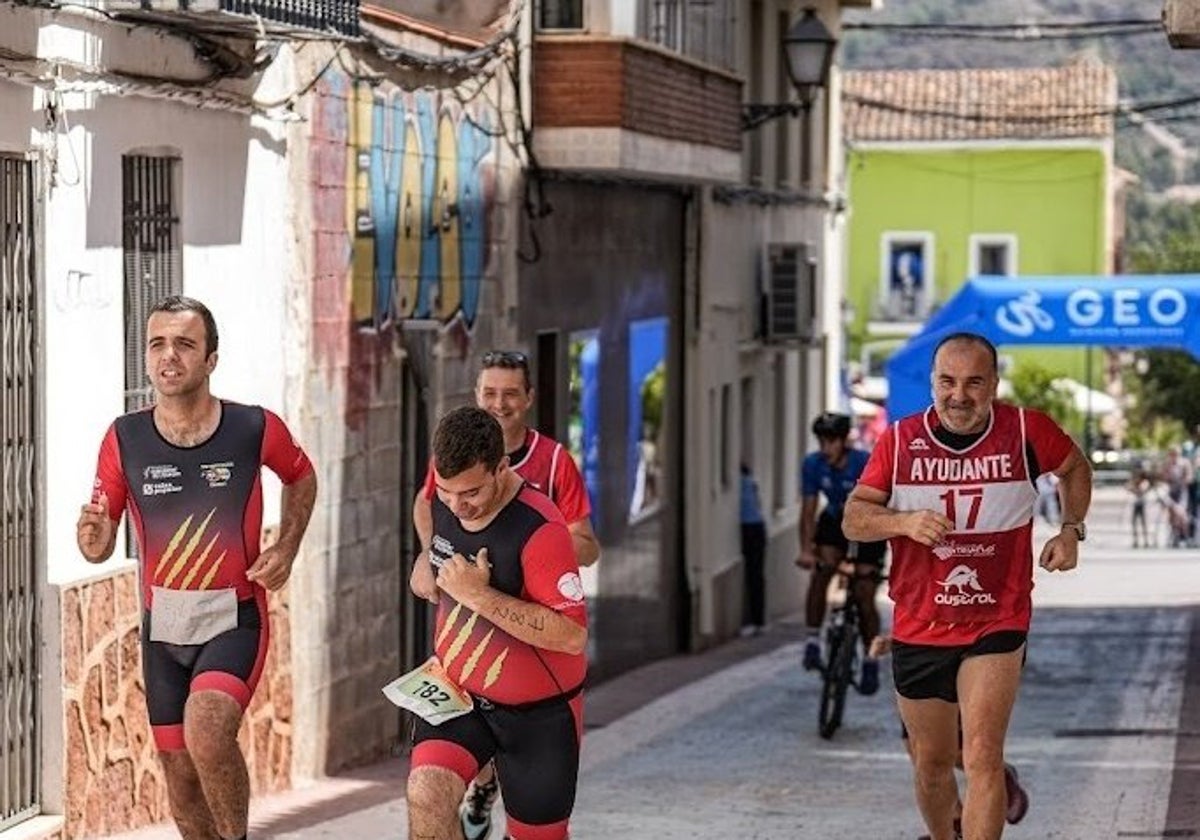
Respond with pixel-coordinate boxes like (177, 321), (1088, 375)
(812, 411), (852, 440)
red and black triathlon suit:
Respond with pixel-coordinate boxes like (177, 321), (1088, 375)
(92, 402), (313, 750)
(412, 484), (587, 840)
(423, 427), (591, 525)
(857, 402), (1073, 701)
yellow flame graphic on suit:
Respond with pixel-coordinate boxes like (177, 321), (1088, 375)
(436, 603), (509, 691)
(156, 509), (228, 590)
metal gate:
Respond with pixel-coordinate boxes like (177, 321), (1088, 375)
(0, 155), (39, 830)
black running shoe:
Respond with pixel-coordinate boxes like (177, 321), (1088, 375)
(461, 779), (499, 840)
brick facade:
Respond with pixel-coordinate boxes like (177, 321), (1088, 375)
(534, 37), (742, 152)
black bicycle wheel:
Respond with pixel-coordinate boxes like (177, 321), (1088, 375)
(819, 625), (855, 739)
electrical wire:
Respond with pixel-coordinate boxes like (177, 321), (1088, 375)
(844, 18), (1160, 29)
(843, 18), (1162, 40)
(844, 90), (1200, 126)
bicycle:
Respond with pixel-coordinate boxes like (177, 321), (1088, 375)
(817, 558), (883, 740)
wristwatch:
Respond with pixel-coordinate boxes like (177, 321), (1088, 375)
(1061, 521), (1086, 542)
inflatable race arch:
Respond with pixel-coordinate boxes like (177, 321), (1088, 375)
(885, 275), (1200, 420)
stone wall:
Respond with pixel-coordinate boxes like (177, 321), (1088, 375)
(59, 564), (293, 838)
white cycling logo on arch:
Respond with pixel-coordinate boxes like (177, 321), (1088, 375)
(994, 291), (1055, 338)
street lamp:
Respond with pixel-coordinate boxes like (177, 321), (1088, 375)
(741, 8), (838, 131)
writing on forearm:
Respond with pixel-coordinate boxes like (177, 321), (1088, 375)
(474, 589), (586, 654)
(492, 603), (548, 633)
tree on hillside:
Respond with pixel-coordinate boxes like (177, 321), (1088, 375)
(1125, 190), (1200, 253)
(1123, 197), (1200, 441)
(1124, 350), (1200, 444)
(840, 0), (1200, 185)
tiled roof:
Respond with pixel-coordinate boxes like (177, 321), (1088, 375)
(842, 63), (1117, 142)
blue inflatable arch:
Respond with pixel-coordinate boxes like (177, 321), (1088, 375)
(885, 275), (1200, 420)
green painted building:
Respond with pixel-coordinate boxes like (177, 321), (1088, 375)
(840, 61), (1122, 393)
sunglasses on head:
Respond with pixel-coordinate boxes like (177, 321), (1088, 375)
(482, 350), (529, 369)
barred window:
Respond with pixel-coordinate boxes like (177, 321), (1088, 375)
(123, 155), (182, 413)
(639, 0), (735, 69)
(540, 0), (583, 29)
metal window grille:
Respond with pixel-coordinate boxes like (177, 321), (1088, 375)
(640, 0), (735, 68)
(539, 0), (583, 28)
(644, 0), (683, 51)
(0, 154), (39, 832)
(122, 155), (181, 414)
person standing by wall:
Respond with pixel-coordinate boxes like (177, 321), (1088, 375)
(739, 463), (767, 637)
(76, 296), (317, 840)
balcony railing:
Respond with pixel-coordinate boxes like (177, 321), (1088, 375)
(219, 0), (359, 35)
(99, 0), (360, 36)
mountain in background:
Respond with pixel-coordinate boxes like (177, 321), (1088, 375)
(840, 0), (1200, 193)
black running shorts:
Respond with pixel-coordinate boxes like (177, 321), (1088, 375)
(411, 691), (583, 839)
(892, 630), (1027, 703)
(141, 598), (267, 750)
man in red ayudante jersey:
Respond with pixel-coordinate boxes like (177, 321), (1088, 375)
(844, 332), (1091, 840)
(77, 296), (317, 840)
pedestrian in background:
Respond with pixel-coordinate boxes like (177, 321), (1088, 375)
(739, 463), (767, 637)
(1034, 472), (1060, 525)
(1128, 467), (1151, 548)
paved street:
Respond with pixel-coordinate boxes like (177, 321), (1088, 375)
(108, 485), (1200, 839)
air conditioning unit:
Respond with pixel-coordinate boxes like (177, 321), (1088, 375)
(764, 243), (817, 343)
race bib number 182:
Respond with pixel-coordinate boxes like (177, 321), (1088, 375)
(382, 656), (474, 725)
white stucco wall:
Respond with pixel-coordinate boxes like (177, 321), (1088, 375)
(685, 193), (828, 637)
(0, 13), (299, 585)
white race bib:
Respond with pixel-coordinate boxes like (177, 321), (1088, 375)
(382, 656), (474, 725)
(149, 586), (238, 646)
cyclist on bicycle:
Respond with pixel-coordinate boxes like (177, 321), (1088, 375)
(797, 412), (886, 695)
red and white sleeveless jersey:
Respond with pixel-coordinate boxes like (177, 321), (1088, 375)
(861, 403), (1074, 644)
(886, 404), (1041, 627)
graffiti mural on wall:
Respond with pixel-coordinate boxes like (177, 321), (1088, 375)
(314, 68), (496, 333)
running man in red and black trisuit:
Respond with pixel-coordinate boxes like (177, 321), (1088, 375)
(796, 411), (888, 695)
(845, 332), (1091, 840)
(76, 296), (317, 840)
(407, 406), (588, 840)
(411, 349), (598, 839)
